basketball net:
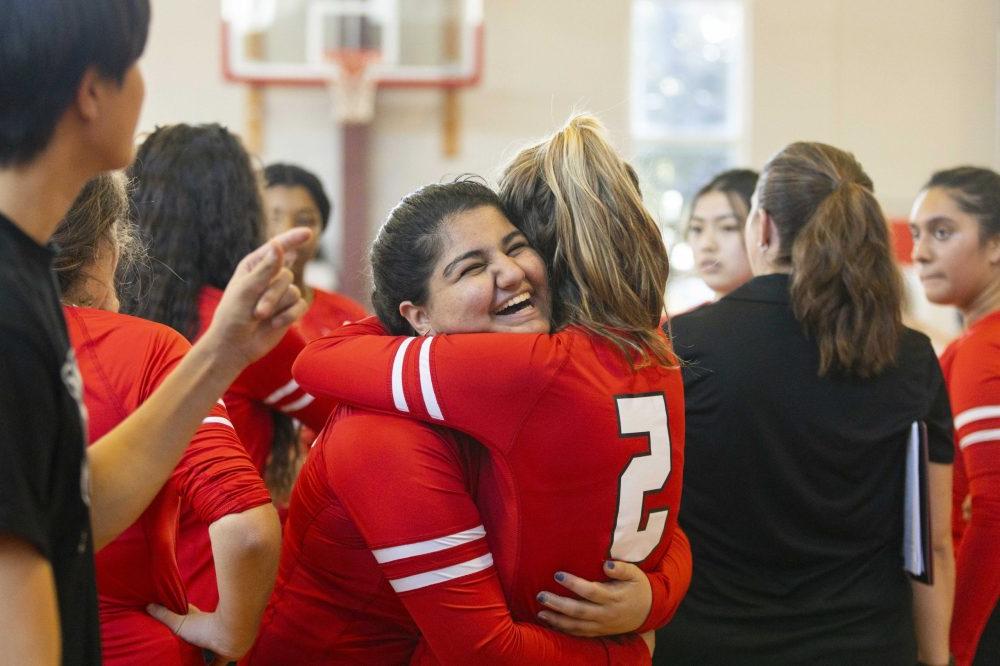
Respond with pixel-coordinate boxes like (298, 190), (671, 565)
(326, 49), (380, 125)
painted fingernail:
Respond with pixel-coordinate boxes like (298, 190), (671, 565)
(605, 560), (615, 570)
(537, 592), (548, 603)
(554, 571), (566, 582)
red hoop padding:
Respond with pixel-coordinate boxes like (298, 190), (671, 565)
(325, 48), (382, 76)
(220, 22), (485, 89)
(890, 218), (914, 265)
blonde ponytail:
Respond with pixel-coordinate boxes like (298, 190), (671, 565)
(499, 114), (673, 366)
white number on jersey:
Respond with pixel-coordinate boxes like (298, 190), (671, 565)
(611, 393), (672, 562)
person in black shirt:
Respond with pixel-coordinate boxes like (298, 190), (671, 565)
(656, 142), (955, 665)
(0, 2), (311, 664)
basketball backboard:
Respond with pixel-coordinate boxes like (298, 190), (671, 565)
(221, 0), (483, 88)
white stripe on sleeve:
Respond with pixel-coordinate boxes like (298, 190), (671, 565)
(418, 336), (443, 421)
(392, 337), (416, 413)
(202, 416), (235, 429)
(264, 379), (300, 405)
(280, 393), (315, 414)
(388, 554), (494, 593)
(372, 525), (486, 564)
(216, 399), (226, 408)
(955, 405), (1000, 430)
(959, 428), (1000, 450)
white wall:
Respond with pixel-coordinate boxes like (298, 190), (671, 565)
(749, 0), (999, 217)
(139, 0), (998, 319)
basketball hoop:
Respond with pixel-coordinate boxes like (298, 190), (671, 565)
(325, 49), (380, 125)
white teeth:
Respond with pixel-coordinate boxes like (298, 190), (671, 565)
(495, 292), (531, 314)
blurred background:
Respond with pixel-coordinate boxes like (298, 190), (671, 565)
(138, 0), (999, 340)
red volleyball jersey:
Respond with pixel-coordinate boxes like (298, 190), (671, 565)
(940, 309), (1000, 666)
(177, 287), (336, 610)
(65, 306), (271, 666)
(294, 319), (688, 635)
(246, 405), (666, 664)
(294, 286), (368, 475)
(299, 286), (368, 342)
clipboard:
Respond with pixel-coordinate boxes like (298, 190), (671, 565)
(903, 421), (933, 584)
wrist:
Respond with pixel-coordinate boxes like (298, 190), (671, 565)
(195, 324), (251, 379)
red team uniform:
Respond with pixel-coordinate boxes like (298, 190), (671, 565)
(277, 319), (689, 662)
(940, 309), (1000, 664)
(65, 306), (271, 665)
(176, 287), (335, 610)
(298, 286), (367, 342)
(247, 403), (693, 663)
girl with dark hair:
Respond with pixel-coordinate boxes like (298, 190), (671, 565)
(262, 162), (367, 341)
(273, 115), (689, 661)
(911, 166), (1000, 665)
(53, 172), (280, 665)
(126, 124), (335, 611)
(249, 176), (687, 663)
(686, 169), (757, 298)
(657, 142), (955, 665)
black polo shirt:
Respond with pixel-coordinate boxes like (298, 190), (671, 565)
(656, 274), (953, 665)
(0, 211), (100, 664)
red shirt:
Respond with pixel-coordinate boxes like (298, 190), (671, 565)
(176, 287), (336, 610)
(299, 286), (367, 341)
(246, 405), (678, 664)
(940, 309), (1000, 665)
(65, 306), (271, 666)
(291, 319), (689, 656)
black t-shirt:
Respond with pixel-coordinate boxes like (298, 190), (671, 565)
(656, 274), (953, 666)
(0, 212), (100, 664)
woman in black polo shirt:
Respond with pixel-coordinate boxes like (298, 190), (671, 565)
(656, 142), (954, 665)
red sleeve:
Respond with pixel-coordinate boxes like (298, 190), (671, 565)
(236, 325), (335, 431)
(636, 527), (692, 633)
(134, 330), (272, 524)
(324, 413), (649, 664)
(294, 317), (566, 452)
(947, 333), (1000, 665)
(172, 402), (272, 523)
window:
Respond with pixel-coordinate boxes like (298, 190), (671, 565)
(631, 0), (745, 311)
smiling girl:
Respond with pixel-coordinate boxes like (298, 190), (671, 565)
(249, 176), (687, 663)
(910, 167), (1000, 665)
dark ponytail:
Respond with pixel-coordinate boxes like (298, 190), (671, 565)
(758, 142), (903, 378)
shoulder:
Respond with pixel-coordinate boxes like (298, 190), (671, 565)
(942, 318), (1000, 392)
(66, 307), (190, 357)
(311, 287), (368, 320)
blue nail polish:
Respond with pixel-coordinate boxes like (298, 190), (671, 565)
(537, 592), (547, 603)
(605, 560), (615, 570)
(554, 571), (566, 582)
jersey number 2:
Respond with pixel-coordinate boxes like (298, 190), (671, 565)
(611, 393), (671, 562)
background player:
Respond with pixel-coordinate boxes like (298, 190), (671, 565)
(685, 169), (757, 300)
(125, 124), (337, 611)
(292, 115), (689, 658)
(262, 162), (367, 470)
(910, 166), (1000, 665)
(658, 142), (954, 665)
(263, 162), (368, 341)
(53, 172), (280, 665)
